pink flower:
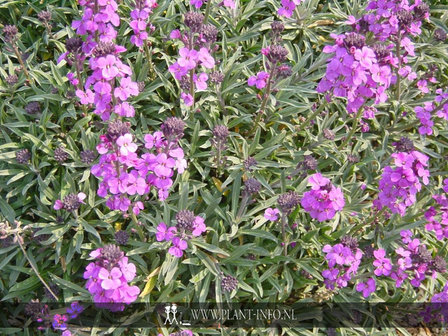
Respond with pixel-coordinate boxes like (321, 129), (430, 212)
(76, 89), (95, 104)
(178, 48), (198, 70)
(170, 29), (181, 39)
(54, 200), (64, 210)
(133, 201), (144, 215)
(156, 222), (176, 242)
(126, 171), (147, 195)
(354, 46), (376, 68)
(99, 267), (122, 290)
(169, 237), (188, 257)
(114, 77), (139, 101)
(197, 48), (215, 69)
(194, 72), (208, 91)
(248, 71), (269, 89)
(192, 216), (206, 236)
(264, 208), (280, 221)
(96, 55), (119, 80)
(116, 133), (138, 156)
(356, 278), (376, 298)
(181, 92), (194, 106)
(118, 257), (136, 281)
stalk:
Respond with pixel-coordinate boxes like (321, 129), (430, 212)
(203, 0), (213, 24)
(131, 211), (145, 242)
(12, 46), (30, 82)
(144, 40), (155, 79)
(338, 107), (363, 150)
(295, 101), (327, 133)
(395, 30), (402, 103)
(281, 213), (288, 256)
(249, 64), (277, 136)
(15, 232), (59, 301)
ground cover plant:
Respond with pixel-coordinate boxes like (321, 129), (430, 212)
(0, 0), (448, 335)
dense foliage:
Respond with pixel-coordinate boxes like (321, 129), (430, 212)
(0, 0), (448, 335)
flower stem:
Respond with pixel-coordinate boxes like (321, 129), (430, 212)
(389, 97), (448, 132)
(295, 101), (327, 132)
(131, 211), (145, 242)
(395, 30), (402, 103)
(338, 107), (363, 150)
(144, 40), (155, 80)
(249, 64), (277, 136)
(281, 213), (287, 256)
(12, 46), (30, 82)
(203, 0), (212, 24)
(15, 232), (59, 301)
(189, 69), (195, 109)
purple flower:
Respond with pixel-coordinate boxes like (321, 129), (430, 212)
(264, 208), (280, 221)
(301, 173), (344, 222)
(156, 222), (176, 242)
(354, 46), (376, 68)
(66, 302), (84, 319)
(356, 278), (376, 298)
(197, 47), (215, 69)
(116, 133), (138, 156)
(178, 47), (198, 70)
(168, 237), (188, 257)
(181, 92), (194, 106)
(76, 89), (94, 104)
(373, 249), (392, 276)
(52, 314), (68, 330)
(99, 267), (122, 290)
(248, 71), (269, 89)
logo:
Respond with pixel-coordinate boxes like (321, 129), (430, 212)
(162, 303), (190, 326)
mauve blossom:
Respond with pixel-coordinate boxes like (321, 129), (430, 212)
(356, 278), (376, 298)
(178, 48), (198, 70)
(197, 47), (215, 68)
(264, 208), (280, 221)
(248, 71), (269, 89)
(116, 134), (138, 156)
(156, 222), (176, 242)
(169, 237), (188, 257)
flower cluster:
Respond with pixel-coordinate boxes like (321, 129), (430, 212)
(318, 0), (430, 131)
(247, 22), (291, 93)
(375, 151), (429, 216)
(129, 0), (158, 47)
(422, 285), (448, 324)
(54, 192), (86, 212)
(63, 0), (139, 121)
(377, 230), (447, 288)
(92, 117), (187, 212)
(83, 244), (140, 312)
(300, 173), (345, 222)
(414, 89), (448, 136)
(322, 236), (363, 290)
(52, 302), (84, 333)
(156, 210), (207, 258)
(72, 0), (120, 51)
(425, 180), (448, 240)
(169, 11), (217, 106)
(278, 0), (302, 18)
